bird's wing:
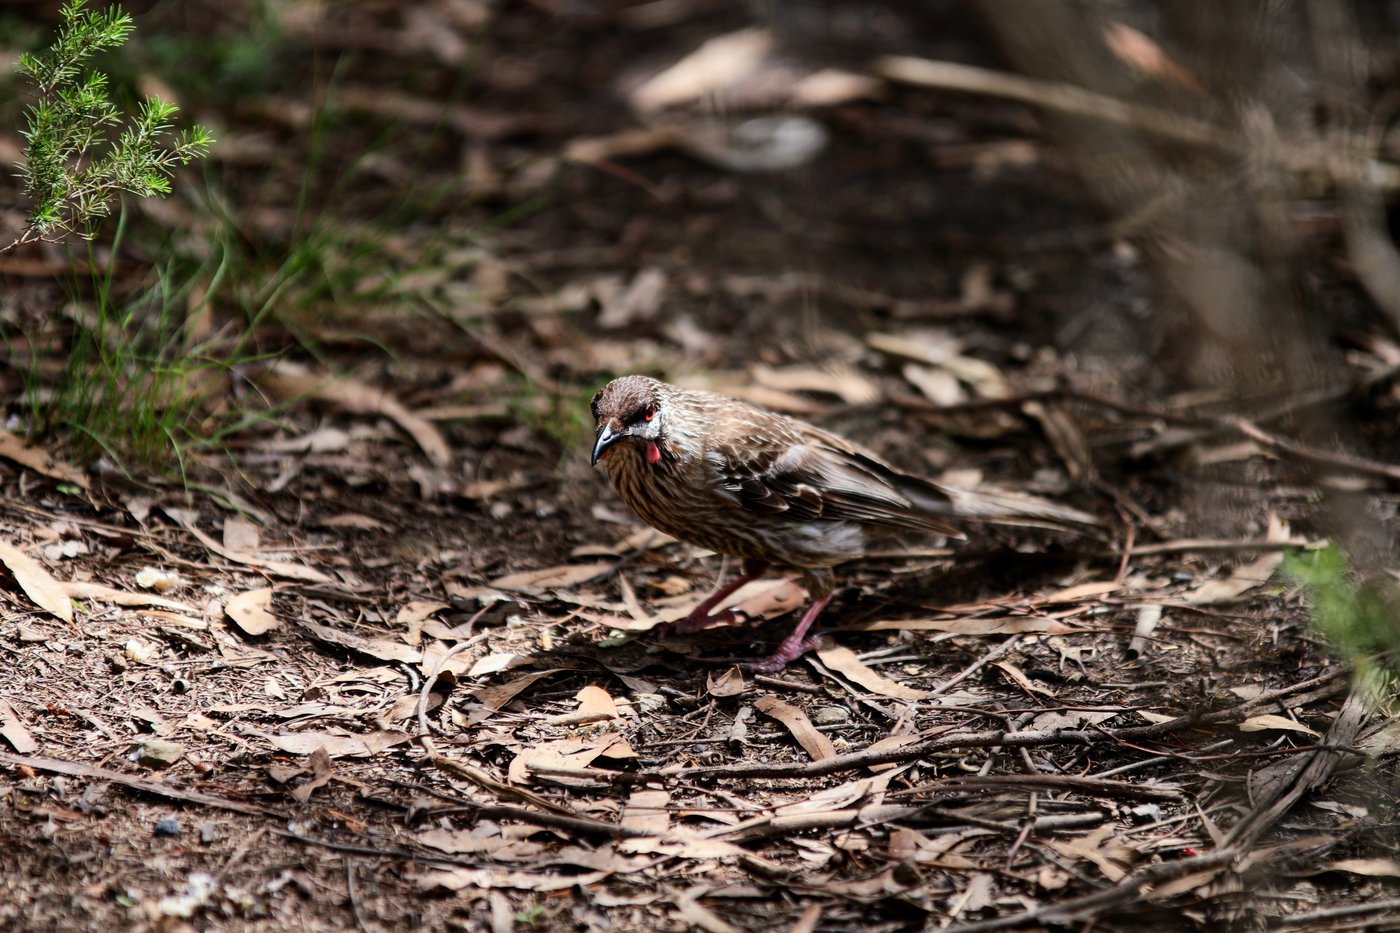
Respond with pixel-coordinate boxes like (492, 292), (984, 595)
(705, 425), (963, 537)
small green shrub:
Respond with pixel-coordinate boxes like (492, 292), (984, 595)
(8, 0), (212, 251)
(1284, 544), (1400, 696)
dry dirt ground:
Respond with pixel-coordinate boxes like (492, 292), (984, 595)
(2, 2), (1400, 931)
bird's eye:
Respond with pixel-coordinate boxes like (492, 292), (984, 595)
(644, 405), (654, 422)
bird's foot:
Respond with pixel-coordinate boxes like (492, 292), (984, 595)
(740, 633), (827, 673)
(662, 608), (743, 637)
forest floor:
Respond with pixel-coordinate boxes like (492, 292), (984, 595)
(1, 2), (1399, 931)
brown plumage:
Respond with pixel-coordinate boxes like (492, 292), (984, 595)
(590, 374), (1099, 671)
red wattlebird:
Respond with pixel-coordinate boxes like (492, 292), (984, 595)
(591, 375), (1098, 671)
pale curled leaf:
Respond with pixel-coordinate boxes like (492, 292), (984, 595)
(676, 891), (744, 933)
(417, 867), (610, 893)
(489, 562), (612, 593)
(165, 508), (331, 584)
(225, 588), (279, 636)
(815, 644), (930, 701)
(750, 364), (880, 405)
(1045, 825), (1134, 883)
(581, 682), (624, 712)
(1101, 21), (1204, 92)
(630, 28), (772, 112)
(297, 619), (421, 663)
(395, 599), (449, 647)
(1324, 858), (1400, 878)
(0, 539), (72, 622)
(62, 580), (194, 612)
(1184, 551), (1284, 604)
(257, 729), (411, 758)
(1357, 716), (1400, 757)
(467, 652), (528, 678)
(258, 361), (450, 467)
(992, 660), (1056, 697)
(465, 670), (559, 726)
(854, 615), (1076, 635)
(1185, 515), (1289, 604)
(1041, 581), (1120, 603)
(290, 747), (334, 803)
(1239, 714), (1321, 738)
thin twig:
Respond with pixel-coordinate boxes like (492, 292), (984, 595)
(1274, 897), (1400, 927)
(1227, 415), (1400, 484)
(929, 635), (1023, 697)
(943, 681), (1372, 931)
(531, 669), (1346, 784)
(0, 750), (280, 817)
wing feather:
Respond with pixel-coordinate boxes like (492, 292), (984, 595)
(706, 424), (963, 537)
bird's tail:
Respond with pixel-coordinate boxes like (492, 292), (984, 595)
(902, 478), (1103, 534)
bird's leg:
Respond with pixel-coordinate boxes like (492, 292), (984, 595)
(742, 592), (834, 673)
(667, 559), (768, 635)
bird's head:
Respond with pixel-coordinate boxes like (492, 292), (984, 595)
(590, 375), (666, 465)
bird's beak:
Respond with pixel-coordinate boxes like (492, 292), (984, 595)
(591, 423), (621, 465)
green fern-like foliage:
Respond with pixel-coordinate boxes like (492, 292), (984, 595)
(1284, 544), (1400, 697)
(9, 0), (213, 250)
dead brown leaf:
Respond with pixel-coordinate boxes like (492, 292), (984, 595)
(620, 787), (670, 836)
(751, 364), (880, 405)
(1324, 858), (1400, 878)
(0, 700), (38, 754)
(222, 514), (261, 555)
(290, 746), (335, 803)
(950, 872), (996, 916)
(565, 684), (620, 722)
(417, 826), (545, 861)
(226, 588), (279, 636)
(0, 431), (89, 489)
(1185, 516), (1289, 604)
(755, 695), (835, 761)
(417, 866), (611, 893)
(396, 599), (449, 646)
(0, 539), (72, 623)
(992, 660), (1056, 698)
(675, 889), (744, 933)
(1184, 551), (1285, 604)
(1046, 825), (1136, 883)
(1101, 21), (1204, 92)
(508, 734), (638, 784)
(707, 666), (746, 698)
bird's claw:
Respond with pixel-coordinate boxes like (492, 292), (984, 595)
(740, 634), (826, 673)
